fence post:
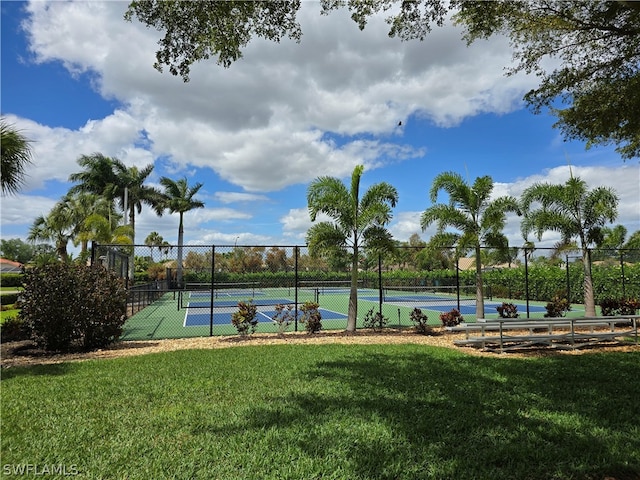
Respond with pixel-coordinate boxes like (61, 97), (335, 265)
(294, 246), (299, 332)
(524, 248), (530, 318)
(209, 245), (215, 337)
(455, 256), (461, 311)
(620, 252), (626, 298)
(566, 255), (571, 304)
(378, 253), (383, 317)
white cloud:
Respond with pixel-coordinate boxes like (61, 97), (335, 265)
(0, 194), (57, 226)
(194, 231), (272, 246)
(19, 0), (535, 197)
(281, 208), (339, 240)
(214, 192), (270, 204)
(6, 1), (637, 250)
(389, 211), (422, 241)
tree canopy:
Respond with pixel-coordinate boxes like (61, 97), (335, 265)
(520, 175), (619, 316)
(307, 164), (398, 332)
(456, 1), (640, 159)
(421, 172), (520, 317)
(126, 0), (640, 158)
(1, 118), (34, 196)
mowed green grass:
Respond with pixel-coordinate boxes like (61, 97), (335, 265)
(2, 344), (639, 480)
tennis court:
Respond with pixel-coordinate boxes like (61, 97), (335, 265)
(122, 281), (558, 340)
(361, 285), (550, 316)
(184, 308), (348, 327)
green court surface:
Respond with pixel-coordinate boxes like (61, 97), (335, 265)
(121, 287), (571, 341)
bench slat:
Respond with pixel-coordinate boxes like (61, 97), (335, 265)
(447, 315), (639, 352)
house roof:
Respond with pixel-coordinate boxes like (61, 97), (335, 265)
(457, 257), (476, 271)
(457, 258), (517, 271)
(0, 258), (23, 274)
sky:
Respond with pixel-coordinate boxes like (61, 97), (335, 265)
(1, 1), (639, 255)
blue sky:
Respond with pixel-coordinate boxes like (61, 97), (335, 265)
(2, 1), (638, 254)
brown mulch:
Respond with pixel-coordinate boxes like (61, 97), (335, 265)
(2, 328), (639, 369)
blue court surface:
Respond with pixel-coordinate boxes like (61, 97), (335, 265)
(184, 308), (347, 327)
(422, 303), (548, 315)
(188, 299), (293, 308)
(190, 291), (265, 298)
(362, 295), (547, 315)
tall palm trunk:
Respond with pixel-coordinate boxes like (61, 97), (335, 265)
(582, 248), (597, 316)
(128, 206), (136, 281)
(475, 245), (485, 318)
(177, 213), (184, 289)
(347, 241), (358, 333)
(56, 241), (69, 263)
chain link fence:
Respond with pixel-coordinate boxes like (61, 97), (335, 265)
(92, 243), (640, 341)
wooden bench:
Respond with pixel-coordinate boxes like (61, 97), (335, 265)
(446, 315), (639, 353)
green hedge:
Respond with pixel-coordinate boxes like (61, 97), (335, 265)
(0, 273), (23, 288)
(155, 262), (640, 305)
(0, 293), (20, 306)
(483, 263), (640, 304)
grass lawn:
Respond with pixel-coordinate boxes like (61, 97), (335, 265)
(0, 308), (19, 324)
(2, 344), (639, 479)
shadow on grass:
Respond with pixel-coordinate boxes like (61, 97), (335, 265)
(203, 348), (640, 480)
(1, 362), (76, 379)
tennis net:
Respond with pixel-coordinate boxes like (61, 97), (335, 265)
(298, 279), (367, 295)
(382, 285), (483, 304)
(178, 282), (316, 310)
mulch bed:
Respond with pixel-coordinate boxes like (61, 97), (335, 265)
(2, 327), (638, 369)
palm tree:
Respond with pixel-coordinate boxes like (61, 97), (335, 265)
(69, 153), (119, 196)
(111, 160), (165, 246)
(307, 165), (398, 332)
(593, 225), (628, 261)
(421, 172), (520, 318)
(520, 176), (618, 316)
(83, 215), (133, 245)
(1, 118), (34, 196)
(69, 153), (165, 245)
(145, 231), (165, 262)
(60, 191), (123, 260)
(27, 205), (75, 262)
(69, 153), (165, 277)
(159, 177), (205, 288)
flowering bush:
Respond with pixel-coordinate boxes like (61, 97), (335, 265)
(599, 297), (640, 316)
(363, 308), (388, 332)
(496, 302), (519, 318)
(271, 303), (294, 334)
(231, 301), (258, 336)
(544, 296), (571, 317)
(439, 308), (464, 327)
(409, 308), (431, 334)
(300, 301), (322, 334)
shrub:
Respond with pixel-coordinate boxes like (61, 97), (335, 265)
(0, 273), (23, 288)
(439, 308), (464, 327)
(409, 308), (431, 334)
(362, 308), (388, 332)
(231, 301), (258, 337)
(0, 293), (20, 307)
(19, 264), (127, 352)
(0, 316), (30, 343)
(496, 302), (519, 319)
(300, 301), (322, 334)
(146, 263), (167, 281)
(544, 296), (571, 318)
(600, 297), (640, 316)
(271, 303), (294, 335)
